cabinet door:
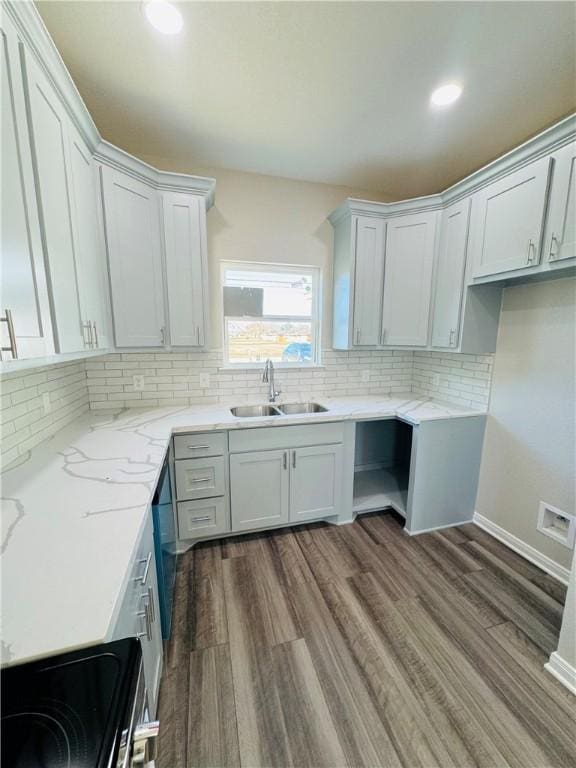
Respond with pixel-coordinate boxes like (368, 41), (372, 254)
(162, 192), (207, 346)
(431, 199), (470, 349)
(100, 166), (165, 347)
(138, 545), (163, 718)
(21, 47), (84, 353)
(352, 216), (385, 346)
(67, 125), (111, 350)
(230, 450), (289, 531)
(382, 211), (437, 347)
(290, 444), (342, 522)
(0, 17), (53, 360)
(544, 143), (576, 264)
(472, 156), (552, 278)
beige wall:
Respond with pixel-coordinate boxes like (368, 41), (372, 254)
(476, 277), (576, 570)
(141, 157), (389, 349)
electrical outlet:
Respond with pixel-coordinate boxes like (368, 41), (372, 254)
(361, 369), (370, 383)
(42, 392), (51, 414)
(132, 374), (145, 391)
(199, 372), (211, 389)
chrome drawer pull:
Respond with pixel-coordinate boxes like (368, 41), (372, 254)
(147, 585), (155, 622)
(137, 603), (152, 641)
(187, 444), (210, 450)
(136, 552), (152, 585)
(1, 309), (18, 359)
(190, 477), (211, 483)
(191, 515), (212, 523)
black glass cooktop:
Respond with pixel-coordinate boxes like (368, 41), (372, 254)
(1, 638), (140, 768)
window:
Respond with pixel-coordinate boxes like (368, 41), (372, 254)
(221, 262), (321, 366)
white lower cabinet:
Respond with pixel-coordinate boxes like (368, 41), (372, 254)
(111, 512), (162, 717)
(229, 442), (343, 532)
(289, 444), (343, 522)
(230, 449), (290, 531)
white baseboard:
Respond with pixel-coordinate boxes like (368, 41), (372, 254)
(473, 512), (570, 585)
(545, 652), (576, 696)
(405, 518), (474, 536)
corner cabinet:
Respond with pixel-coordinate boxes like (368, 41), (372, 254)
(99, 159), (215, 350)
(381, 211), (437, 347)
(100, 167), (166, 348)
(430, 199), (470, 349)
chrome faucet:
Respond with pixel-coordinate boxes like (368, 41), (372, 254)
(262, 359), (281, 403)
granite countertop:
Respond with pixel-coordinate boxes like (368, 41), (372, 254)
(0, 393), (485, 667)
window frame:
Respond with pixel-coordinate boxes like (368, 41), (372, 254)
(220, 261), (322, 369)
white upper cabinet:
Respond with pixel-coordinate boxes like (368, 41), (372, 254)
(67, 124), (111, 350)
(381, 211), (437, 347)
(431, 199), (470, 349)
(352, 217), (385, 346)
(162, 192), (208, 347)
(20, 46), (84, 353)
(544, 142), (576, 265)
(471, 156), (552, 279)
(0, 15), (53, 360)
(100, 166), (166, 347)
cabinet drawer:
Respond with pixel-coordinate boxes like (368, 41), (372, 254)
(174, 432), (227, 460)
(175, 456), (225, 500)
(178, 498), (229, 539)
(228, 422), (344, 453)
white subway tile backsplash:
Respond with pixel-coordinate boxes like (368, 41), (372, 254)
(1, 348), (493, 467)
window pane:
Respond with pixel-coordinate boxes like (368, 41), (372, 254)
(224, 269), (312, 318)
(226, 318), (312, 364)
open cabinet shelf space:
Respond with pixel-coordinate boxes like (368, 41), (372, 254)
(353, 466), (409, 517)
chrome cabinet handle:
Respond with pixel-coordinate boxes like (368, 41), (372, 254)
(526, 239), (535, 264)
(147, 586), (155, 622)
(190, 477), (211, 483)
(449, 329), (456, 346)
(137, 553), (152, 585)
(91, 320), (98, 348)
(191, 515), (212, 523)
(137, 603), (152, 641)
(196, 326), (201, 345)
(292, 450), (296, 469)
(283, 451), (287, 470)
(1, 309), (18, 360)
(381, 329), (387, 345)
(160, 326), (165, 345)
(186, 444), (210, 450)
(549, 233), (559, 261)
(81, 320), (92, 348)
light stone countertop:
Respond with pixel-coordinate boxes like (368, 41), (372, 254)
(0, 393), (485, 667)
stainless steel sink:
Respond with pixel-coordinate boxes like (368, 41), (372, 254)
(230, 404), (281, 417)
(277, 402), (328, 415)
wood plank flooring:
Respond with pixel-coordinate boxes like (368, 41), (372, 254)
(157, 512), (575, 768)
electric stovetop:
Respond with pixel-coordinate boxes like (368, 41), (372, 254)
(1, 638), (140, 768)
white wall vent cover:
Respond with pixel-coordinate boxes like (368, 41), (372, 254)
(537, 502), (576, 549)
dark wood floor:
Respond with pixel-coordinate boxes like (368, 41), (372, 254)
(157, 512), (575, 768)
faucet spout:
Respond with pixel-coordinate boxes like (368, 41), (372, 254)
(262, 359), (281, 403)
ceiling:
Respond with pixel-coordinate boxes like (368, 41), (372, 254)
(36, 1), (575, 199)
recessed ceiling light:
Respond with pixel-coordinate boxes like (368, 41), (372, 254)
(430, 83), (463, 107)
(144, 1), (183, 35)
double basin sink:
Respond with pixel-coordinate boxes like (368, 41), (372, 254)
(230, 402), (328, 418)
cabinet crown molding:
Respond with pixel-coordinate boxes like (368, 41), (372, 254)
(4, 1), (216, 209)
(329, 113), (576, 224)
(95, 141), (216, 208)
